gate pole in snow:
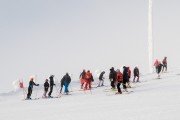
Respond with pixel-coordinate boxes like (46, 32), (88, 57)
(148, 0), (153, 73)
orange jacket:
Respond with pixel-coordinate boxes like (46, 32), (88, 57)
(85, 72), (92, 80)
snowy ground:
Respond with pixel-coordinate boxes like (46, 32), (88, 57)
(1, 68), (180, 120)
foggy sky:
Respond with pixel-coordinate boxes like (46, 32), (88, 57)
(0, 0), (180, 92)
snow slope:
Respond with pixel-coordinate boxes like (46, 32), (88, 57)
(0, 68), (180, 120)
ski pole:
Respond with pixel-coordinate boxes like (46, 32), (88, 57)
(55, 85), (60, 96)
(35, 85), (39, 99)
(35, 75), (39, 99)
(60, 87), (63, 94)
(54, 77), (61, 92)
(69, 83), (73, 92)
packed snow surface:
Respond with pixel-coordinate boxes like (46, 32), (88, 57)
(1, 68), (180, 120)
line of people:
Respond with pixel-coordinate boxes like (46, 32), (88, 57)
(108, 66), (140, 94)
(79, 66), (140, 95)
(25, 57), (167, 99)
(24, 57), (168, 99)
(26, 67), (140, 99)
(26, 73), (71, 99)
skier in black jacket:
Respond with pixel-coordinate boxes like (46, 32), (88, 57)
(123, 66), (128, 92)
(157, 62), (164, 79)
(133, 66), (139, 82)
(61, 73), (71, 94)
(79, 70), (86, 89)
(26, 78), (39, 99)
(48, 75), (56, 98)
(60, 76), (65, 93)
(98, 71), (105, 87)
(109, 67), (116, 89)
(43, 79), (49, 98)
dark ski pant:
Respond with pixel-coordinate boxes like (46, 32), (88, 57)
(162, 63), (167, 71)
(48, 86), (53, 96)
(117, 82), (122, 93)
(43, 88), (48, 97)
(98, 79), (104, 86)
(60, 83), (63, 93)
(133, 75), (139, 82)
(111, 80), (115, 89)
(123, 79), (127, 89)
(27, 87), (33, 99)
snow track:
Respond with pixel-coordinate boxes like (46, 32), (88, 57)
(0, 69), (180, 120)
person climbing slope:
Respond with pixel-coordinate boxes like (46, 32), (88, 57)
(98, 71), (105, 87)
(84, 70), (92, 90)
(157, 62), (164, 79)
(109, 67), (117, 90)
(79, 69), (86, 89)
(43, 79), (49, 98)
(133, 66), (140, 82)
(123, 66), (128, 92)
(26, 78), (39, 99)
(116, 69), (123, 94)
(162, 57), (167, 72)
(48, 75), (56, 98)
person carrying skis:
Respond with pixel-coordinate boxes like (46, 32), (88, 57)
(123, 66), (128, 92)
(127, 67), (131, 88)
(48, 75), (56, 98)
(162, 57), (167, 72)
(61, 73), (71, 94)
(109, 67), (117, 90)
(116, 69), (123, 94)
(84, 70), (92, 90)
(133, 66), (140, 82)
(26, 78), (39, 99)
(157, 62), (164, 79)
(79, 70), (86, 89)
(97, 71), (105, 87)
(43, 79), (49, 98)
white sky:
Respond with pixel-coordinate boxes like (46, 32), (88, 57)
(0, 0), (180, 92)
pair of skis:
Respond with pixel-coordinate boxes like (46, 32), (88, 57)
(104, 88), (133, 96)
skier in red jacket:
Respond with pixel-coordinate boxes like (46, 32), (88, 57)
(116, 69), (123, 94)
(84, 70), (92, 90)
(154, 59), (159, 73)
